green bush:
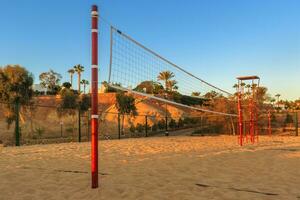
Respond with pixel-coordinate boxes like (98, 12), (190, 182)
(136, 123), (144, 133)
(34, 127), (45, 138)
(151, 123), (158, 132)
(145, 124), (151, 132)
(177, 118), (184, 128)
(65, 127), (74, 133)
(183, 117), (192, 125)
(284, 113), (294, 124)
(169, 119), (177, 129)
(62, 82), (72, 89)
(129, 124), (135, 133)
(157, 119), (166, 130)
(183, 117), (199, 125)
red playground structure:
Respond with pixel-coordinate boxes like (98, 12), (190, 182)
(236, 76), (260, 146)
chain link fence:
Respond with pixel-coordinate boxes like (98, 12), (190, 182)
(0, 102), (299, 146)
(269, 112), (299, 136)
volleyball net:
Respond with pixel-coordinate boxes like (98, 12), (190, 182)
(108, 26), (237, 117)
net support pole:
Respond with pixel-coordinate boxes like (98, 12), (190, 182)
(91, 5), (99, 189)
(237, 82), (243, 146)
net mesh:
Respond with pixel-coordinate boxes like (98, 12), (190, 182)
(108, 26), (236, 116)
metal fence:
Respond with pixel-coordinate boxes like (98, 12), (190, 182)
(0, 102), (298, 146)
(0, 102), (85, 145)
(268, 112), (299, 136)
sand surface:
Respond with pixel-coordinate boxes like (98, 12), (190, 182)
(1, 135), (300, 200)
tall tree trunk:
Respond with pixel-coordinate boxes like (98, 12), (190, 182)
(70, 74), (73, 88)
(78, 73), (81, 93)
(84, 84), (86, 94)
(165, 80), (167, 92)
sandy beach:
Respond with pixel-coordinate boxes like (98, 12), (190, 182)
(1, 135), (300, 200)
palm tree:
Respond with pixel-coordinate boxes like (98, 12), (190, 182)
(73, 64), (84, 93)
(166, 80), (178, 92)
(157, 71), (175, 92)
(233, 83), (238, 90)
(80, 79), (89, 94)
(157, 71), (176, 137)
(275, 94), (281, 109)
(270, 98), (276, 106)
(245, 84), (251, 98)
(245, 84), (251, 92)
(240, 82), (246, 88)
(233, 84), (239, 97)
(275, 94), (281, 102)
(67, 69), (75, 88)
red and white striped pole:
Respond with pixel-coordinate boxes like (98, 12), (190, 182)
(91, 5), (99, 189)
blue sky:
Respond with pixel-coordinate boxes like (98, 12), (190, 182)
(0, 0), (299, 100)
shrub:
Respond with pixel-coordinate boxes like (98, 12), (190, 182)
(145, 124), (151, 132)
(79, 94), (91, 112)
(62, 82), (72, 89)
(284, 113), (294, 124)
(136, 123), (144, 133)
(169, 119), (177, 129)
(34, 127), (45, 138)
(129, 124), (136, 133)
(183, 117), (199, 126)
(157, 119), (166, 130)
(151, 123), (158, 132)
(177, 118), (184, 128)
(65, 127), (74, 133)
(183, 117), (192, 125)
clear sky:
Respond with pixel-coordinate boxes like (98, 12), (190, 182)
(0, 0), (299, 100)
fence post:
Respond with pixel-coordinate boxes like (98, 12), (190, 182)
(145, 115), (148, 137)
(165, 116), (169, 136)
(78, 108), (81, 142)
(118, 113), (121, 139)
(15, 100), (20, 146)
(60, 121), (63, 138)
(295, 112), (298, 136)
(268, 111), (272, 136)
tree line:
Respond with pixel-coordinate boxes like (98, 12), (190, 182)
(38, 64), (89, 95)
(0, 64), (91, 128)
(0, 64), (298, 132)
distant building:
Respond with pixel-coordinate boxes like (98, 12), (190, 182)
(277, 103), (286, 110)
